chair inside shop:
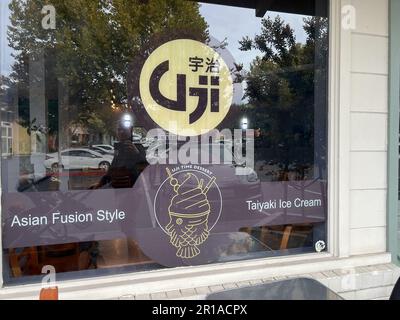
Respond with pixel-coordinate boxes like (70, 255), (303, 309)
(9, 247), (41, 278)
(96, 239), (153, 269)
(8, 243), (91, 277)
(39, 243), (90, 273)
(240, 224), (313, 251)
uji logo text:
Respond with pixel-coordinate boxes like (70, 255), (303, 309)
(140, 39), (233, 137)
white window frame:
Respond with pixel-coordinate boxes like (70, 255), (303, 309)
(328, 0), (352, 258)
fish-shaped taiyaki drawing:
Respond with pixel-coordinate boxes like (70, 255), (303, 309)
(165, 169), (215, 259)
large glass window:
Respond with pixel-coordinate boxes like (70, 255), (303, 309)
(0, 0), (329, 284)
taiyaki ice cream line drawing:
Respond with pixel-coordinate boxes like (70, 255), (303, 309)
(165, 168), (216, 259)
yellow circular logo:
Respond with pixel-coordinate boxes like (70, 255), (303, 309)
(139, 39), (233, 136)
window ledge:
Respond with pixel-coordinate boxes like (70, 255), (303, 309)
(0, 252), (392, 300)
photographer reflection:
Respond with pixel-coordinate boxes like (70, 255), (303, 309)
(87, 114), (151, 269)
(90, 114), (147, 190)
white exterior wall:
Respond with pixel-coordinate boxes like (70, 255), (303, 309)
(347, 0), (389, 255)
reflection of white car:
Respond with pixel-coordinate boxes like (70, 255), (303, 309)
(91, 146), (114, 155)
(147, 143), (259, 184)
(132, 134), (142, 143)
(92, 145), (114, 154)
(45, 149), (113, 172)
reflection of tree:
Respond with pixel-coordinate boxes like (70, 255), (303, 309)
(7, 0), (208, 147)
(238, 16), (328, 180)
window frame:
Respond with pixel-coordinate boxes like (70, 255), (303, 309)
(0, 0), (351, 289)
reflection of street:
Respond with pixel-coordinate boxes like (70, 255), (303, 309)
(2, 149), (115, 192)
(45, 148), (113, 172)
(255, 160), (317, 183)
(0, 0), (331, 285)
(50, 170), (106, 191)
(17, 169), (106, 192)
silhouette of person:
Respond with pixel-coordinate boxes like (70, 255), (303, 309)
(90, 115), (146, 189)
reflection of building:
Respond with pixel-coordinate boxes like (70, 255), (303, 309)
(1, 115), (114, 156)
(11, 122), (31, 155)
(1, 106), (13, 155)
(0, 107), (32, 156)
(70, 125), (89, 146)
(1, 121), (12, 155)
(70, 124), (114, 147)
(1, 113), (49, 157)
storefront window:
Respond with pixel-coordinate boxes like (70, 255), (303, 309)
(0, 0), (329, 284)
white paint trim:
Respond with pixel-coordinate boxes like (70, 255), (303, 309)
(328, 0), (352, 258)
(328, 0), (340, 258)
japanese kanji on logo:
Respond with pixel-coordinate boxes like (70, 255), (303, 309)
(139, 39), (234, 136)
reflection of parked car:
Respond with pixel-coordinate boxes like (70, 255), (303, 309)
(45, 149), (113, 172)
(146, 144), (262, 205)
(92, 145), (114, 154)
(91, 146), (114, 155)
(147, 143), (260, 185)
(132, 134), (142, 143)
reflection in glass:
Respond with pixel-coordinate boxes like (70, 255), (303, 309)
(0, 0), (328, 283)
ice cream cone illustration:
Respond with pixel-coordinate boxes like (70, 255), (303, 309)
(165, 168), (215, 259)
